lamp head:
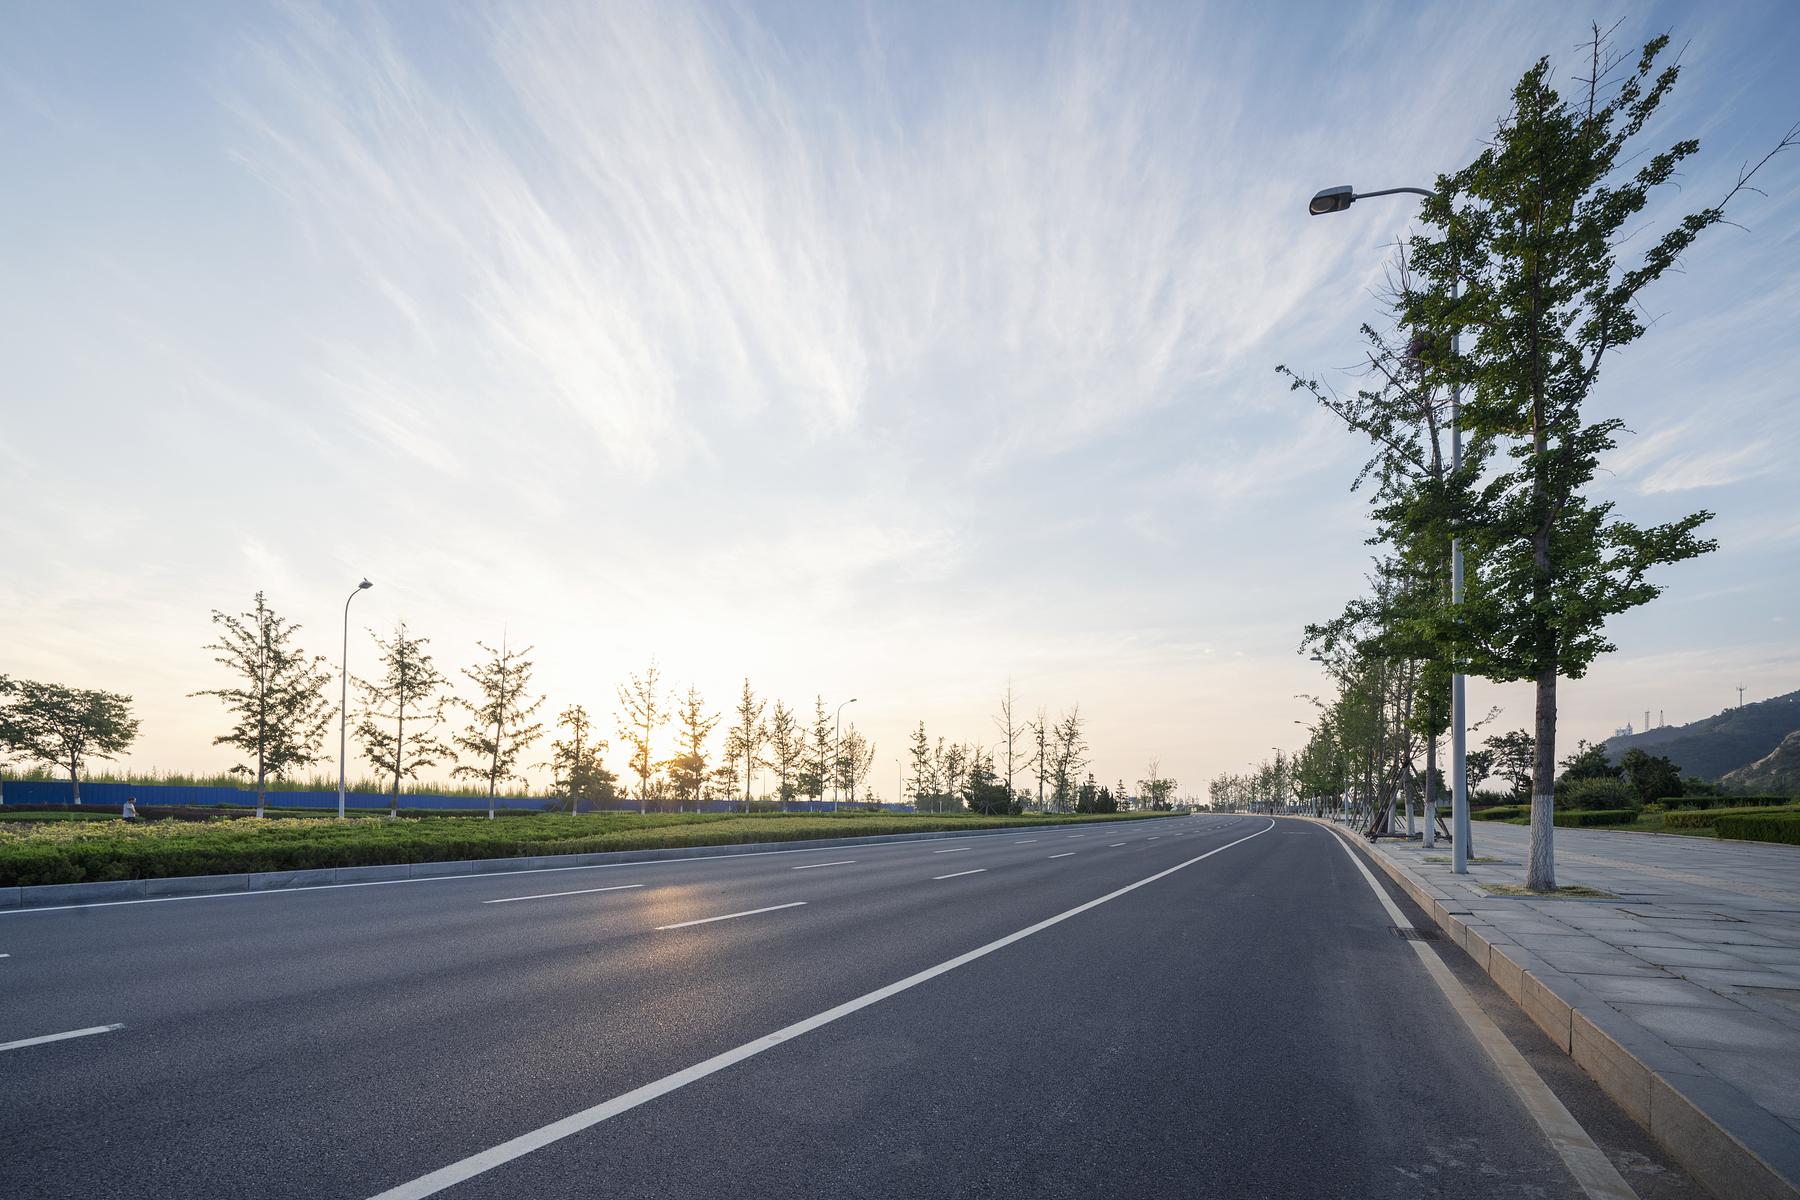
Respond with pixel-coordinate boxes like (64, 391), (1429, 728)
(358, 579), (374, 590)
(1308, 185), (1355, 216)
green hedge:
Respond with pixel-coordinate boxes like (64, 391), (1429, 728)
(1473, 805), (1530, 821)
(1552, 808), (1639, 827)
(1710, 813), (1800, 845)
(1662, 805), (1800, 831)
(1658, 795), (1795, 811)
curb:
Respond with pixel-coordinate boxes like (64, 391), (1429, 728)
(0, 817), (1176, 911)
(1295, 815), (1800, 1200)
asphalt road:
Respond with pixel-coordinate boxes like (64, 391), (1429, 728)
(0, 815), (1705, 1199)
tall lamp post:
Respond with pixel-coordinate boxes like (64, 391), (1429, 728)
(1309, 182), (1470, 874)
(833, 698), (857, 813)
(338, 579), (373, 819)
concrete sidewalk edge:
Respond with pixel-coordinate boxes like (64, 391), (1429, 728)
(1293, 815), (1800, 1200)
(0, 815), (1181, 911)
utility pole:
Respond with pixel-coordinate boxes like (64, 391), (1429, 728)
(1738, 685), (1746, 709)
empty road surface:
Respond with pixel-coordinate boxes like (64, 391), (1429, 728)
(0, 815), (1703, 1199)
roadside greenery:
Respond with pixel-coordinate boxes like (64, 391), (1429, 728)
(0, 811), (1167, 888)
(1254, 31), (1795, 888)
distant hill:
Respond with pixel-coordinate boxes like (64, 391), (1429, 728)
(1604, 690), (1800, 782)
(1722, 729), (1800, 795)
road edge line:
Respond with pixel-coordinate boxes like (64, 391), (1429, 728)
(1300, 816), (1800, 1200)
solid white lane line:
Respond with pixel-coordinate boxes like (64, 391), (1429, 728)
(482, 884), (643, 905)
(932, 847), (971, 854)
(1048, 852), (1075, 859)
(1323, 829), (1637, 1200)
(655, 902), (806, 931)
(0, 1024), (123, 1054)
(791, 860), (856, 871)
(363, 819), (1274, 1200)
(933, 869), (987, 881)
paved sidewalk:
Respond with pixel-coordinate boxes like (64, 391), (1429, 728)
(1335, 818), (1800, 1200)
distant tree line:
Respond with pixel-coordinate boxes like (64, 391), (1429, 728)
(3, 597), (1182, 819)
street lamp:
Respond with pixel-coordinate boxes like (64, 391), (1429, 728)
(833, 698), (857, 813)
(1308, 180), (1471, 874)
(338, 579), (373, 820)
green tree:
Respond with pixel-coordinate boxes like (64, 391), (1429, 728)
(765, 700), (802, 810)
(906, 721), (936, 810)
(1558, 739), (1619, 783)
(1620, 748), (1682, 805)
(1484, 730), (1536, 799)
(722, 678), (767, 813)
(352, 620), (451, 818)
(797, 697), (831, 809)
(837, 726), (875, 807)
(450, 638), (546, 818)
(193, 591), (333, 817)
(667, 684), (720, 812)
(1408, 35), (1792, 888)
(1049, 707), (1089, 812)
(543, 704), (618, 814)
(0, 677), (139, 805)
(1138, 760), (1178, 811)
(615, 660), (669, 815)
(963, 754), (1014, 815)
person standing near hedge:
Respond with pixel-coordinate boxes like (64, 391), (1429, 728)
(121, 796), (138, 820)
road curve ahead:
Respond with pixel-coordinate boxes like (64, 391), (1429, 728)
(0, 815), (1687, 1199)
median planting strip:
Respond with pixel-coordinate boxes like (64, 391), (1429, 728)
(0, 816), (1179, 913)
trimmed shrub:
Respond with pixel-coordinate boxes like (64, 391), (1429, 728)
(1553, 808), (1639, 827)
(1472, 805), (1529, 821)
(1470, 789), (1520, 810)
(1712, 813), (1800, 845)
(1556, 777), (1639, 812)
(1660, 794), (1794, 812)
(1663, 804), (1800, 831)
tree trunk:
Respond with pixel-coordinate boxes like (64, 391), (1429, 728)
(1528, 666), (1558, 890)
(1423, 735), (1437, 849)
(69, 753), (81, 805)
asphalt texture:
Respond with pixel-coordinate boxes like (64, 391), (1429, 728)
(0, 814), (1708, 1199)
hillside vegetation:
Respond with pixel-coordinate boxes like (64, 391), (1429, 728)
(1604, 690), (1800, 781)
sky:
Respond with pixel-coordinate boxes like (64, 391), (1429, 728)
(3, 1), (1798, 798)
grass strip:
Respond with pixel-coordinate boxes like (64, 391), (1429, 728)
(0, 811), (1168, 887)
